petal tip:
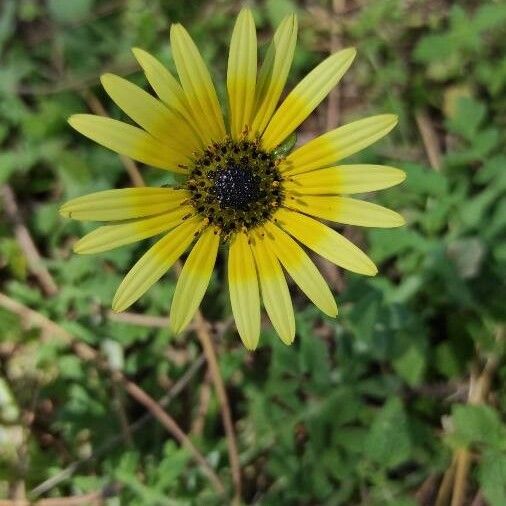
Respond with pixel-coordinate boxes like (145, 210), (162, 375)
(280, 334), (295, 346)
(394, 214), (406, 227)
(72, 242), (83, 254)
(324, 302), (339, 318)
(170, 23), (184, 36)
(67, 114), (80, 128)
(131, 47), (150, 65)
(111, 298), (126, 313)
(100, 73), (115, 90)
(68, 114), (90, 131)
(344, 47), (357, 59)
(368, 265), (379, 276)
(58, 204), (69, 218)
(169, 321), (182, 336)
(386, 114), (399, 127)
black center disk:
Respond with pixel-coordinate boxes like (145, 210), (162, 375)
(185, 138), (284, 239)
(212, 165), (261, 210)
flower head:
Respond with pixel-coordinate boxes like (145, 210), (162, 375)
(60, 9), (406, 350)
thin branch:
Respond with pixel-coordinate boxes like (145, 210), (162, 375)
(106, 310), (170, 328)
(191, 370), (212, 436)
(193, 311), (242, 501)
(435, 457), (457, 506)
(326, 0), (344, 130)
(437, 326), (504, 506)
(1, 184), (58, 296)
(0, 292), (224, 495)
(0, 483), (120, 505)
(30, 355), (206, 498)
(415, 109), (442, 171)
(414, 474), (438, 505)
(470, 491), (486, 506)
(110, 380), (134, 447)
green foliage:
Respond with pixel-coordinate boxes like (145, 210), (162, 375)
(0, 0), (505, 504)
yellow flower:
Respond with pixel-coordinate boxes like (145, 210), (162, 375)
(60, 10), (406, 350)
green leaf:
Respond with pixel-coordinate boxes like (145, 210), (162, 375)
(48, 0), (93, 23)
(446, 97), (486, 140)
(393, 343), (426, 387)
(451, 405), (504, 448)
(365, 397), (412, 468)
(479, 451), (506, 506)
(265, 0), (296, 26)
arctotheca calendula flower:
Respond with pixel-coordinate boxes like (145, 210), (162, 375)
(60, 9), (406, 350)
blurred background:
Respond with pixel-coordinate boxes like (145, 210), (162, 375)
(0, 0), (505, 504)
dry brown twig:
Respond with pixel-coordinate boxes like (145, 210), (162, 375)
(30, 354), (207, 498)
(106, 309), (171, 328)
(0, 482), (120, 505)
(326, 0), (344, 130)
(415, 109), (442, 171)
(435, 326), (504, 506)
(0, 291), (224, 495)
(0, 184), (58, 296)
(192, 370), (213, 436)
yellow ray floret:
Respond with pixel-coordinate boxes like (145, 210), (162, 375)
(101, 73), (201, 154)
(170, 227), (220, 335)
(261, 48), (356, 151)
(250, 14), (298, 138)
(281, 115), (398, 176)
(284, 164), (406, 195)
(132, 48), (208, 146)
(262, 222), (338, 317)
(252, 233), (295, 345)
(131, 48), (189, 117)
(228, 232), (260, 350)
(227, 8), (257, 139)
(275, 208), (378, 276)
(59, 188), (188, 221)
(170, 24), (226, 144)
(112, 216), (201, 312)
(73, 206), (194, 255)
(285, 195), (405, 227)
(68, 115), (188, 172)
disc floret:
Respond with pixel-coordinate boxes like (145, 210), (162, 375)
(186, 138), (284, 239)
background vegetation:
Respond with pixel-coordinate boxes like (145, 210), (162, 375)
(1, 0), (505, 504)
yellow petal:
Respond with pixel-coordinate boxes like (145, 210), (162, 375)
(170, 227), (220, 334)
(261, 48), (356, 151)
(274, 208), (377, 276)
(250, 14), (298, 137)
(59, 188), (188, 221)
(101, 73), (200, 154)
(170, 24), (226, 144)
(262, 222), (337, 317)
(228, 232), (260, 350)
(227, 9), (257, 138)
(74, 206), (193, 255)
(132, 48), (189, 116)
(112, 216), (201, 312)
(285, 195), (406, 227)
(252, 233), (295, 345)
(68, 114), (188, 172)
(132, 48), (208, 147)
(282, 115), (398, 176)
(284, 164), (406, 194)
